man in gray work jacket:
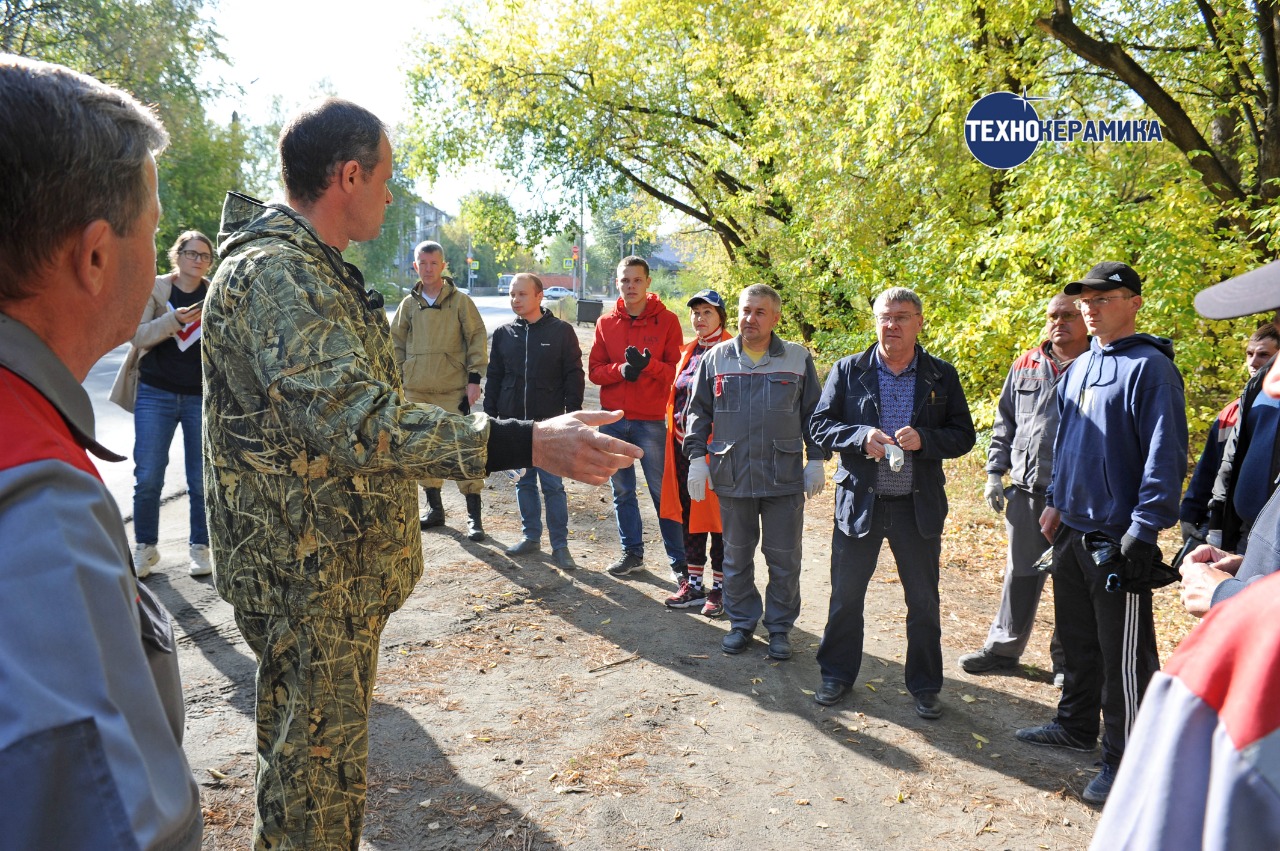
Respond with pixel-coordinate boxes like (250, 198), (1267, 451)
(684, 284), (827, 661)
(959, 294), (1088, 683)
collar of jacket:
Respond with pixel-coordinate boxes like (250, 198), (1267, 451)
(851, 342), (942, 383)
(411, 278), (456, 308)
(0, 314), (125, 461)
(516, 307), (553, 328)
(728, 332), (784, 359)
(612, 291), (667, 322)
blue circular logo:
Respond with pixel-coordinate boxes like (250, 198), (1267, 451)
(964, 92), (1041, 169)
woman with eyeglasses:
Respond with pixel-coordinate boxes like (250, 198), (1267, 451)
(110, 230), (215, 579)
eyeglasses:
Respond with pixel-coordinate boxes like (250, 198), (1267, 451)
(1047, 312), (1081, 324)
(875, 312), (920, 326)
(1073, 295), (1132, 310)
(179, 249), (213, 263)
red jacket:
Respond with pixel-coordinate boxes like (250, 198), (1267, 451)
(588, 293), (684, 420)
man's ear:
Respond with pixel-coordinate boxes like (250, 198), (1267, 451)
(72, 219), (114, 297)
(338, 159), (361, 194)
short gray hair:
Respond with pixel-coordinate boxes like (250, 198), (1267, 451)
(740, 283), (781, 312)
(0, 56), (168, 300)
(873, 287), (923, 314)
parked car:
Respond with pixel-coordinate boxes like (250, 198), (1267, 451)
(544, 286), (573, 299)
(498, 274), (514, 295)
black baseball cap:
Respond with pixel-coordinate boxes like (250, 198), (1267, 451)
(687, 289), (724, 309)
(1064, 261), (1142, 296)
(1196, 260), (1280, 319)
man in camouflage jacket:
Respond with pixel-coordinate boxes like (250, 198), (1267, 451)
(203, 100), (640, 850)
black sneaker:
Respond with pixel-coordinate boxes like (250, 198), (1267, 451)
(1015, 722), (1096, 752)
(722, 627), (752, 654)
(958, 647), (1020, 673)
(606, 551), (644, 576)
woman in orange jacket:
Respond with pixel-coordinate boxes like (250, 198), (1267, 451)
(660, 290), (734, 616)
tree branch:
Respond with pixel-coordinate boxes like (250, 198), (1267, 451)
(1036, 0), (1246, 206)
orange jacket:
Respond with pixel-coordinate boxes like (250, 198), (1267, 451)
(660, 329), (733, 532)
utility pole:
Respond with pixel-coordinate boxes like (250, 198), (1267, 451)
(578, 188), (586, 297)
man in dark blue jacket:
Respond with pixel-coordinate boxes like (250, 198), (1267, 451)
(809, 287), (975, 718)
(486, 273), (585, 569)
(1018, 261), (1188, 807)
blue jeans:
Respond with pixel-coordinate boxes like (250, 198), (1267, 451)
(600, 418), (685, 565)
(516, 466), (569, 550)
(133, 383), (207, 546)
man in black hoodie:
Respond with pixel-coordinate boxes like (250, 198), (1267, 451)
(486, 273), (585, 569)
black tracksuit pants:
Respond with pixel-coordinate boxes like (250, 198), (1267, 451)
(1052, 526), (1160, 768)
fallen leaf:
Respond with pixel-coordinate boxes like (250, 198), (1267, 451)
(972, 732), (989, 743)
(817, 822), (829, 828)
(418, 799), (432, 808)
(865, 684), (877, 692)
(796, 799), (810, 806)
(801, 688), (816, 695)
(601, 618), (611, 625)
(206, 768), (228, 780)
(428, 822), (440, 830)
(672, 810), (683, 823)
(961, 694), (976, 703)
(751, 677), (763, 684)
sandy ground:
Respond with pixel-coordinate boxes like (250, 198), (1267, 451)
(137, 323), (1195, 850)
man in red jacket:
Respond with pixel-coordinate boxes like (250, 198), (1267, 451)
(589, 256), (687, 577)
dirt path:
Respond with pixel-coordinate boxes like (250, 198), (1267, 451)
(141, 324), (1193, 849)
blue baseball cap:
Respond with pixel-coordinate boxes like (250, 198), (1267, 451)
(686, 289), (724, 309)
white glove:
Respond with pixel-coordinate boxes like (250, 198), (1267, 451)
(688, 456), (713, 501)
(803, 459), (825, 498)
(984, 473), (1005, 513)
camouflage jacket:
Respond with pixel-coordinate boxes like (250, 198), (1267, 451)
(203, 193), (490, 617)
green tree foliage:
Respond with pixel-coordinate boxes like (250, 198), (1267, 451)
(408, 0), (1269, 432)
(2, 0), (253, 262)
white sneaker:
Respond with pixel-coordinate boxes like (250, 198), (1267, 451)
(133, 543), (159, 578)
(189, 544), (213, 577)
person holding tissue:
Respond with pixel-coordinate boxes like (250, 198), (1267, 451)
(807, 287), (976, 718)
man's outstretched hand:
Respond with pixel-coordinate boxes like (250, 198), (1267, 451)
(531, 410), (642, 485)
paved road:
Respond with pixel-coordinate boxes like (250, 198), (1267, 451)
(85, 295), (522, 517)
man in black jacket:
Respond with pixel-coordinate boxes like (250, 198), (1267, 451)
(485, 273), (586, 569)
(809, 287), (976, 717)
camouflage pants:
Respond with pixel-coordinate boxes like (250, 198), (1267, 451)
(235, 610), (387, 851)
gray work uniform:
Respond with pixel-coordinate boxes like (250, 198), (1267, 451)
(684, 333), (824, 633)
(983, 341), (1073, 667)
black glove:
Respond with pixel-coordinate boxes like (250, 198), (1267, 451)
(1120, 533), (1160, 570)
(1111, 533), (1165, 592)
(621, 346), (652, 382)
(625, 345), (652, 368)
